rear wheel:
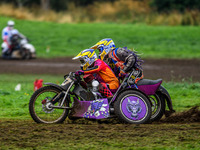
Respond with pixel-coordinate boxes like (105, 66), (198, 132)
(149, 93), (165, 122)
(114, 90), (151, 124)
(29, 86), (69, 123)
(149, 93), (165, 121)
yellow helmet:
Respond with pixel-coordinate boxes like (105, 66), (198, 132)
(90, 38), (115, 60)
(73, 49), (97, 70)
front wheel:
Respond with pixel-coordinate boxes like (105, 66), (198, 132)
(29, 86), (69, 123)
(114, 90), (152, 124)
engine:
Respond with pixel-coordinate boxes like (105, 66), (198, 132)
(89, 79), (101, 100)
(73, 75), (102, 101)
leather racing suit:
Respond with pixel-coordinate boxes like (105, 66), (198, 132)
(79, 59), (119, 97)
(107, 47), (144, 82)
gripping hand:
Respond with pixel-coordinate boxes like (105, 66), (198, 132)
(75, 70), (84, 76)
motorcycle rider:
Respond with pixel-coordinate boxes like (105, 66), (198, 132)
(73, 49), (119, 99)
(90, 38), (144, 83)
(1, 20), (25, 58)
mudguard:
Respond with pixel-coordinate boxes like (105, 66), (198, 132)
(158, 85), (175, 114)
(44, 83), (65, 91)
(45, 77), (75, 91)
(137, 79), (162, 95)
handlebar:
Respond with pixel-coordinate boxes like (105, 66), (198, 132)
(64, 72), (82, 83)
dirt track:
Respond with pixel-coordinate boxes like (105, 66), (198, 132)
(0, 106), (200, 149)
(0, 57), (200, 82)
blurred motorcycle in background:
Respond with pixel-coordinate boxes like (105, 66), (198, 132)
(1, 34), (36, 59)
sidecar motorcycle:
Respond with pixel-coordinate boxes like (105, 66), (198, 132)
(29, 67), (175, 124)
(29, 70), (154, 124)
(1, 34), (36, 59)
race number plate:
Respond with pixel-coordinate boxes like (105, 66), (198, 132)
(61, 77), (72, 86)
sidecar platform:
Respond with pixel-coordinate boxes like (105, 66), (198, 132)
(69, 98), (110, 119)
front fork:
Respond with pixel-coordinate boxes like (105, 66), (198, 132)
(43, 81), (75, 110)
(50, 92), (65, 105)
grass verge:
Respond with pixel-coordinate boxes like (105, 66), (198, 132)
(0, 17), (200, 59)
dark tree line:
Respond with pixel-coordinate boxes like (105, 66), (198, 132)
(0, 0), (66, 11)
(151, 0), (200, 12)
(0, 0), (115, 11)
(1, 0), (200, 12)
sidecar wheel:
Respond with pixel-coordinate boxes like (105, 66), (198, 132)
(29, 86), (69, 123)
(114, 90), (151, 124)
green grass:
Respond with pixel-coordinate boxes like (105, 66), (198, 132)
(0, 74), (64, 119)
(1, 16), (200, 59)
(164, 82), (200, 111)
(0, 74), (199, 119)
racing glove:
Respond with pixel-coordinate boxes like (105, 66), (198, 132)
(75, 70), (84, 76)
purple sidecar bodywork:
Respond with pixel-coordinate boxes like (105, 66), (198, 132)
(137, 79), (162, 96)
(69, 98), (110, 119)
